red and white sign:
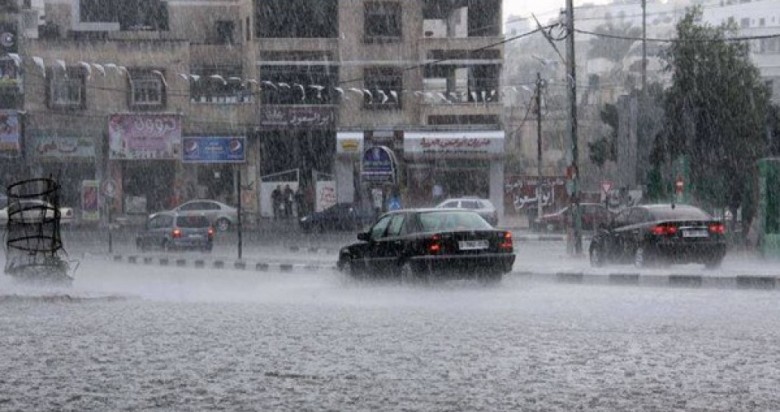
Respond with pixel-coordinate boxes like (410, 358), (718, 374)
(600, 180), (613, 194)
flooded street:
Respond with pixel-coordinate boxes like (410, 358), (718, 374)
(2, 260), (780, 411)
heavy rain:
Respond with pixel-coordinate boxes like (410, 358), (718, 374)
(1, 0), (780, 410)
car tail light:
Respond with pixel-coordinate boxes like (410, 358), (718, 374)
(207, 227), (215, 240)
(709, 223), (726, 235)
(427, 234), (442, 254)
(172, 228), (182, 238)
(499, 231), (513, 250)
(651, 224), (678, 236)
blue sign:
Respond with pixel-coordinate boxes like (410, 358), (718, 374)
(361, 146), (396, 184)
(182, 136), (246, 163)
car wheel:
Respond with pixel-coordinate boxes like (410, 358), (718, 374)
(340, 256), (361, 278)
(633, 246), (647, 268)
(589, 243), (605, 268)
(216, 218), (231, 232)
(704, 256), (723, 270)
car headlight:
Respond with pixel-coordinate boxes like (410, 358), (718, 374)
(300, 216), (308, 222)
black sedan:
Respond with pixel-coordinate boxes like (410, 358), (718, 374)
(299, 203), (376, 233)
(337, 209), (515, 282)
(589, 204), (726, 269)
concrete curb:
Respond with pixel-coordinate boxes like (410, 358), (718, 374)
(102, 254), (778, 290)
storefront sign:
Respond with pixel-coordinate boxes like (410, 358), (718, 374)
(81, 180), (100, 221)
(336, 132), (364, 157)
(108, 114), (182, 160)
(182, 136), (246, 163)
(361, 146), (397, 184)
(258, 107), (335, 129)
(0, 110), (21, 157)
(404, 131), (505, 159)
(30, 135), (95, 159)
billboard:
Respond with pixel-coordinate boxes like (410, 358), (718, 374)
(108, 114), (182, 160)
(182, 136), (246, 163)
(30, 135), (95, 160)
(81, 180), (100, 221)
(361, 146), (397, 184)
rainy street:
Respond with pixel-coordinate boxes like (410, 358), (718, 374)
(2, 255), (780, 411)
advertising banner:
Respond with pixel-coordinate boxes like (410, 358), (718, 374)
(258, 107), (335, 129)
(30, 135), (95, 160)
(182, 136), (246, 163)
(108, 114), (182, 160)
(81, 180), (100, 221)
(315, 180), (337, 212)
(404, 131), (505, 159)
(0, 110), (21, 157)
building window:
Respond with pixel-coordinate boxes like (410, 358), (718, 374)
(364, 2), (402, 43)
(129, 69), (165, 110)
(190, 65), (252, 104)
(741, 17), (750, 28)
(256, 0), (337, 38)
(48, 67), (86, 109)
(214, 20), (235, 45)
(364, 67), (402, 110)
(79, 0), (168, 31)
(760, 18), (766, 27)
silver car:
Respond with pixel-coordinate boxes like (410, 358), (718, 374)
(435, 197), (498, 226)
(170, 199), (238, 232)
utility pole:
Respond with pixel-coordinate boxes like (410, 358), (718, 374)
(642, 0), (647, 92)
(565, 0), (583, 255)
(536, 72), (544, 222)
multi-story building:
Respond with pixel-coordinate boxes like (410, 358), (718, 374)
(1, 0), (506, 222)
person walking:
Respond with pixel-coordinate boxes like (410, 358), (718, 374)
(283, 184), (294, 218)
(271, 185), (282, 220)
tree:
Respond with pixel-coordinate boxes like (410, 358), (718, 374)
(659, 7), (771, 233)
(587, 21), (642, 63)
(588, 103), (618, 168)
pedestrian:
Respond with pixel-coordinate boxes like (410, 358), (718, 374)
(432, 183), (443, 203)
(271, 185), (282, 220)
(283, 184), (294, 218)
(294, 186), (305, 217)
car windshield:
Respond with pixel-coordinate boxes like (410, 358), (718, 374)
(648, 207), (712, 221)
(176, 215), (210, 228)
(418, 211), (492, 232)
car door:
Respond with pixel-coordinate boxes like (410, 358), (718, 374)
(616, 208), (647, 260)
(154, 215), (174, 248)
(142, 215), (162, 248)
(364, 215), (393, 273)
(375, 213), (407, 273)
(609, 209), (633, 261)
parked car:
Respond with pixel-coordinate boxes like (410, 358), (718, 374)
(136, 212), (214, 252)
(534, 203), (612, 232)
(169, 199), (237, 232)
(435, 197), (498, 226)
(337, 209), (515, 282)
(299, 203), (376, 233)
(0, 199), (75, 226)
(589, 204), (727, 269)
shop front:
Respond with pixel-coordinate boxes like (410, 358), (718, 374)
(27, 133), (97, 218)
(334, 131), (364, 203)
(403, 130), (505, 218)
(108, 114), (182, 217)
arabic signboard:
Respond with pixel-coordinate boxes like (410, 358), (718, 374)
(108, 114), (182, 160)
(182, 136), (246, 163)
(29, 135), (96, 160)
(258, 106), (335, 129)
(361, 146), (397, 185)
(404, 131), (504, 159)
(0, 110), (21, 157)
(504, 176), (568, 212)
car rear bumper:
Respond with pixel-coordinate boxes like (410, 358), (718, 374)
(653, 241), (726, 262)
(171, 238), (212, 250)
(409, 253), (515, 274)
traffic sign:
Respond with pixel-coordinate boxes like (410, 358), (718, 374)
(101, 179), (118, 198)
(600, 180), (613, 194)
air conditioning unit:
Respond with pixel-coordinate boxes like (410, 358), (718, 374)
(20, 9), (38, 39)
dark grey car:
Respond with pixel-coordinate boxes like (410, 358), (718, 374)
(136, 212), (214, 252)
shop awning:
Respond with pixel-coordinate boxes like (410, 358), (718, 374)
(336, 132), (364, 159)
(403, 131), (505, 160)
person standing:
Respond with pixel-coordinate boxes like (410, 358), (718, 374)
(283, 184), (294, 218)
(271, 185), (282, 220)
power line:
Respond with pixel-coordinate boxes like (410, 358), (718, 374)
(575, 28), (780, 43)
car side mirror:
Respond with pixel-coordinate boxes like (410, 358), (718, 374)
(357, 232), (370, 241)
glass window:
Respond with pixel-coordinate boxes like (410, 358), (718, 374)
(364, 2), (402, 43)
(129, 69), (165, 109)
(386, 214), (406, 237)
(48, 67), (86, 109)
(442, 201), (459, 208)
(364, 67), (402, 110)
(461, 200), (480, 209)
(647, 206), (711, 221)
(190, 65), (252, 104)
(418, 211), (492, 232)
(628, 209), (647, 225)
(370, 215), (392, 239)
